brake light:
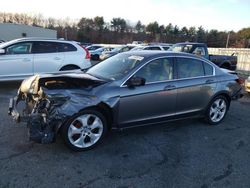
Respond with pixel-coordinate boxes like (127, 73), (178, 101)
(78, 44), (91, 59)
(236, 77), (245, 85)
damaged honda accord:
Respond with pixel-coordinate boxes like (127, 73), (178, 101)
(9, 51), (243, 151)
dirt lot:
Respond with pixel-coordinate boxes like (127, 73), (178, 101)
(0, 82), (250, 188)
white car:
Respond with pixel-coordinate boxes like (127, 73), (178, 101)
(0, 38), (92, 81)
(131, 44), (172, 51)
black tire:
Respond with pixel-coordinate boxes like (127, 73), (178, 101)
(205, 95), (229, 125)
(60, 65), (80, 71)
(220, 63), (230, 70)
(61, 109), (107, 151)
(92, 54), (99, 61)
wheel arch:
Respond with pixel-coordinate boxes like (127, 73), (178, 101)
(220, 61), (231, 69)
(207, 91), (231, 111)
(59, 64), (80, 71)
(79, 102), (114, 130)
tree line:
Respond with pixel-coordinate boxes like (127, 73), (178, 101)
(0, 12), (250, 48)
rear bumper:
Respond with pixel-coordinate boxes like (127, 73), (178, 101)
(230, 65), (237, 71)
(231, 88), (244, 100)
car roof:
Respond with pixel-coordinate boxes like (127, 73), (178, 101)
(122, 50), (199, 59)
(0, 38), (78, 48)
(174, 42), (205, 45)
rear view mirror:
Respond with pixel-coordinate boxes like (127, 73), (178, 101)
(126, 76), (146, 87)
(0, 49), (5, 54)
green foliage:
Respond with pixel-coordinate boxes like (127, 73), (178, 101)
(238, 28), (250, 39)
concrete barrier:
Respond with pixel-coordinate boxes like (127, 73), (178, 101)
(208, 48), (250, 74)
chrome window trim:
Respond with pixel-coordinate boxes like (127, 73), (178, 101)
(120, 55), (216, 87)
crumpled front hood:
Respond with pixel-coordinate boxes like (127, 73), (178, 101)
(19, 72), (107, 95)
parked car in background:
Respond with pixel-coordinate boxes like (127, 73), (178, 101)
(79, 42), (92, 47)
(169, 42), (237, 70)
(131, 44), (172, 51)
(0, 38), (91, 81)
(245, 76), (250, 94)
(86, 44), (103, 51)
(99, 45), (133, 60)
(89, 46), (114, 60)
(9, 51), (242, 151)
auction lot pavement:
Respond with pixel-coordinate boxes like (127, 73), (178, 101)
(0, 82), (250, 188)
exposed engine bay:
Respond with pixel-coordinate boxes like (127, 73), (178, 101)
(8, 73), (107, 144)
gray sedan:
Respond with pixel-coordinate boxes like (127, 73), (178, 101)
(9, 51), (243, 151)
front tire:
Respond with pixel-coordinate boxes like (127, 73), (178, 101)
(62, 110), (107, 151)
(205, 95), (229, 125)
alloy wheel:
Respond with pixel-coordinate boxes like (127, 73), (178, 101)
(209, 98), (227, 123)
(68, 114), (104, 148)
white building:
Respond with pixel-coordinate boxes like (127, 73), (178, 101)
(0, 23), (57, 42)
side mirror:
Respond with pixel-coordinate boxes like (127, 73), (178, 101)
(126, 76), (146, 87)
(0, 49), (5, 54)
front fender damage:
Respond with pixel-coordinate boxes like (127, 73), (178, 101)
(8, 73), (114, 144)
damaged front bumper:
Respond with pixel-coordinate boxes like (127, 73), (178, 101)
(8, 73), (108, 145)
(8, 97), (21, 122)
(8, 92), (56, 144)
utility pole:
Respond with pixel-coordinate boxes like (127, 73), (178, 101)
(226, 32), (230, 48)
(65, 28), (68, 40)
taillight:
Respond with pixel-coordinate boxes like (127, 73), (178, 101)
(78, 44), (91, 59)
(236, 77), (245, 86)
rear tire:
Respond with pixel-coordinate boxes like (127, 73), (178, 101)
(61, 110), (107, 151)
(205, 95), (229, 125)
(220, 63), (230, 70)
(60, 65), (80, 71)
(92, 54), (99, 61)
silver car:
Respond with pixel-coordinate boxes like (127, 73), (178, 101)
(9, 51), (243, 151)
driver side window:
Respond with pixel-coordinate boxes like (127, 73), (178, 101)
(6, 42), (32, 55)
(134, 58), (173, 83)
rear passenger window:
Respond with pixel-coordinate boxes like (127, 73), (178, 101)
(146, 47), (161, 50)
(59, 43), (77, 52)
(204, 62), (213, 76)
(177, 58), (205, 79)
(32, 42), (59, 53)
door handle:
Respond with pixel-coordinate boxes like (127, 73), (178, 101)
(54, 57), (61, 60)
(23, 58), (31, 62)
(205, 79), (215, 84)
(164, 85), (176, 90)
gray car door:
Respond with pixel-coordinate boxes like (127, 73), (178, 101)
(175, 57), (216, 115)
(118, 57), (177, 127)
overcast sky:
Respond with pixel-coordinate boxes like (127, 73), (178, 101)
(1, 0), (249, 31)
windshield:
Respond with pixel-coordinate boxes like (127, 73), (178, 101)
(87, 53), (144, 80)
(170, 44), (193, 53)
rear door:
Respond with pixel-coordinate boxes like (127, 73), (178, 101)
(175, 57), (216, 115)
(0, 42), (33, 80)
(32, 41), (64, 74)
